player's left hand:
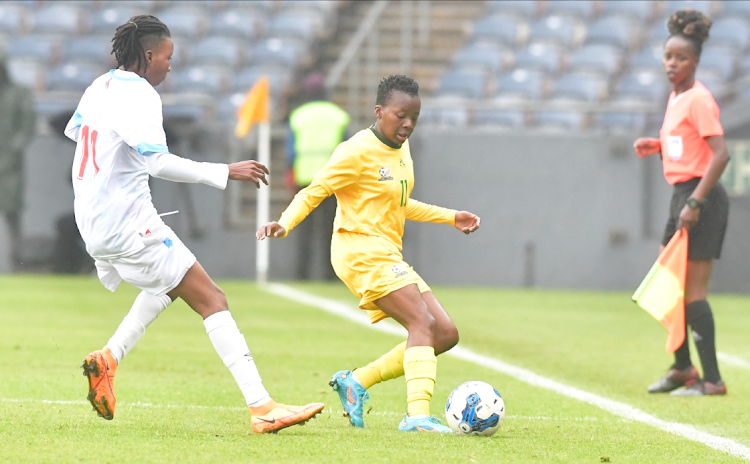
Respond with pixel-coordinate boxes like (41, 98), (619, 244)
(677, 204), (700, 231)
(455, 211), (480, 234)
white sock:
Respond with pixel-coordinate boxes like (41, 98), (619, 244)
(204, 310), (271, 408)
(105, 291), (172, 363)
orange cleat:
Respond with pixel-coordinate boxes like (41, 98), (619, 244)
(81, 348), (117, 420)
(250, 402), (325, 434)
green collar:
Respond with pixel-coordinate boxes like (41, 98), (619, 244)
(369, 125), (401, 149)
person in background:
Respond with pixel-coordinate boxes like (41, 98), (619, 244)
(0, 49), (37, 270)
(286, 72), (349, 280)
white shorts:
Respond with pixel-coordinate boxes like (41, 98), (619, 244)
(95, 225), (196, 297)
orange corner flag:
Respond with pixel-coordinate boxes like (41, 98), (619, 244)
(632, 229), (688, 353)
(234, 76), (269, 138)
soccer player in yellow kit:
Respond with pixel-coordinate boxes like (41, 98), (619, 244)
(257, 75), (480, 432)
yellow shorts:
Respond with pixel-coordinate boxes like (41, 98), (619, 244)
(331, 231), (430, 324)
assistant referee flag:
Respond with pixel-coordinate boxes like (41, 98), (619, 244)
(235, 76), (269, 138)
(632, 229), (688, 353)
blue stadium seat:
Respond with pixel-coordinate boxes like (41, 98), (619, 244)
(630, 45), (663, 72)
(164, 1), (216, 11)
(47, 62), (102, 92)
(63, 36), (113, 66)
(596, 112), (647, 134)
(419, 99), (470, 127)
(494, 68), (545, 99)
(227, 1), (275, 13)
(170, 66), (228, 95)
(648, 21), (670, 46)
(210, 10), (263, 40)
(8, 35), (58, 65)
(157, 8), (207, 39)
(568, 44), (622, 77)
(665, 1), (713, 16)
(695, 69), (725, 96)
(454, 41), (506, 73)
(7, 59), (44, 91)
(251, 38), (300, 68)
(721, 1), (750, 18)
(546, 0), (595, 19)
(474, 109), (525, 129)
(743, 53), (750, 75)
(513, 43), (561, 74)
(617, 71), (669, 101)
(437, 68), (487, 98)
(535, 111), (585, 131)
(88, 7), (139, 35)
(268, 12), (318, 40)
(100, 0), (156, 12)
(584, 16), (636, 50)
(551, 73), (606, 101)
(600, 1), (653, 20)
(471, 14), (522, 46)
(698, 46), (737, 80)
(528, 16), (579, 47)
(233, 65), (293, 96)
(32, 4), (82, 35)
(709, 18), (750, 51)
(189, 36), (245, 69)
(487, 0), (537, 18)
(218, 93), (245, 125)
(279, 0), (336, 13)
(0, 5), (27, 35)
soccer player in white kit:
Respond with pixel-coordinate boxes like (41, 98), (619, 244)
(67, 15), (323, 433)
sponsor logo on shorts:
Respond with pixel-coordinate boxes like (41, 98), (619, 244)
(378, 167), (393, 181)
(392, 263), (410, 278)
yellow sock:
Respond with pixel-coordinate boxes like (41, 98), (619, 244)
(403, 346), (437, 417)
(353, 342), (407, 389)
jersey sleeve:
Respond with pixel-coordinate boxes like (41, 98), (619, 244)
(277, 182), (331, 236)
(114, 85), (170, 156)
(405, 199), (456, 225)
(690, 94), (724, 138)
(312, 141), (361, 194)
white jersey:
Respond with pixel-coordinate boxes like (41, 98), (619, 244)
(65, 69), (227, 259)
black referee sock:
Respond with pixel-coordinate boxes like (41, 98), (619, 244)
(672, 318), (692, 371)
(686, 300), (722, 384)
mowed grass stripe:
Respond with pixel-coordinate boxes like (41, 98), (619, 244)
(266, 283), (750, 461)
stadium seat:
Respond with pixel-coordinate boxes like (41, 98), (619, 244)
(100, 0), (156, 12)
(568, 44), (623, 77)
(513, 43), (562, 74)
(743, 53), (750, 76)
(600, 1), (653, 20)
(267, 12), (319, 40)
(471, 14), (522, 46)
(474, 109), (525, 129)
(494, 68), (546, 99)
(630, 45), (664, 72)
(709, 18), (750, 51)
(698, 46), (738, 80)
(189, 36), (246, 69)
(8, 35), (59, 65)
(63, 36), (114, 66)
(595, 112), (647, 134)
(251, 38), (300, 68)
(721, 1), (750, 18)
(32, 4), (82, 35)
(232, 65), (293, 96)
(546, 0), (595, 19)
(210, 10), (264, 40)
(695, 69), (725, 96)
(528, 16), (580, 47)
(535, 110), (585, 131)
(584, 16), (637, 50)
(227, 1), (275, 13)
(88, 7), (140, 35)
(648, 21), (670, 46)
(46, 62), (103, 92)
(170, 66), (229, 95)
(665, 1), (713, 16)
(164, 0), (216, 11)
(487, 0), (538, 18)
(419, 97), (470, 127)
(7, 59), (44, 91)
(453, 41), (506, 73)
(551, 73), (606, 101)
(0, 5), (27, 35)
(617, 70), (669, 101)
(437, 68), (487, 98)
(218, 92), (247, 125)
(279, 0), (337, 13)
(157, 8), (208, 39)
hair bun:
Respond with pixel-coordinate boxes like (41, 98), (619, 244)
(667, 9), (712, 43)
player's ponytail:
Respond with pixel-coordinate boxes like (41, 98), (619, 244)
(111, 15), (171, 72)
(667, 9), (712, 58)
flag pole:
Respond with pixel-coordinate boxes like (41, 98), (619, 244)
(256, 120), (271, 285)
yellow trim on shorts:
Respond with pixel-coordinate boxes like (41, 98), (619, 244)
(360, 278), (432, 324)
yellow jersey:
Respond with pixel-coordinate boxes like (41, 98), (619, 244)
(277, 127), (455, 250)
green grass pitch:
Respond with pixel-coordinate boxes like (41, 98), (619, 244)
(1, 275), (749, 463)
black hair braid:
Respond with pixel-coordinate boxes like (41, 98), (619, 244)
(376, 75), (419, 106)
(667, 9), (712, 57)
(111, 15), (170, 72)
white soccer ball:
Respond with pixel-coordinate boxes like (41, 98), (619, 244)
(445, 381), (505, 436)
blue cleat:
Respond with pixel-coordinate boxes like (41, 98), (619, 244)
(329, 370), (369, 427)
(398, 415), (453, 433)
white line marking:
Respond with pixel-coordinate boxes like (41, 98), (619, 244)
(718, 352), (750, 369)
(265, 283), (750, 461)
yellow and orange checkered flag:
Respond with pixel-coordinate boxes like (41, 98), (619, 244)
(234, 76), (269, 138)
(632, 229), (688, 353)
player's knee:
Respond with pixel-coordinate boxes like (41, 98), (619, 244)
(436, 323), (459, 354)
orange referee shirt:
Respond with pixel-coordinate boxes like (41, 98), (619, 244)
(659, 81), (724, 185)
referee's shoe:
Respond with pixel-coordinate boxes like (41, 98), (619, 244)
(647, 365), (700, 393)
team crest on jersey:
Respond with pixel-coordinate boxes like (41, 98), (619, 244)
(392, 264), (410, 278)
(378, 167), (393, 181)
(399, 159), (406, 167)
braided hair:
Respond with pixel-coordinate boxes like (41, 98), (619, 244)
(376, 75), (419, 106)
(667, 9), (712, 58)
(111, 15), (171, 72)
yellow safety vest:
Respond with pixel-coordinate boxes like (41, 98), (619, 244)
(290, 101), (350, 186)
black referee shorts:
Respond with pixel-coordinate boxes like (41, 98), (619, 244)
(661, 177), (729, 260)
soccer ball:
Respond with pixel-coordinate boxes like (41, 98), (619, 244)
(445, 381), (505, 436)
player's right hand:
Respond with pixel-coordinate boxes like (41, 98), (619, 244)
(633, 138), (661, 158)
(228, 160), (270, 188)
(256, 221), (286, 240)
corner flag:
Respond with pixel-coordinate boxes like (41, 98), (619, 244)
(632, 229), (688, 353)
(235, 76), (269, 138)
